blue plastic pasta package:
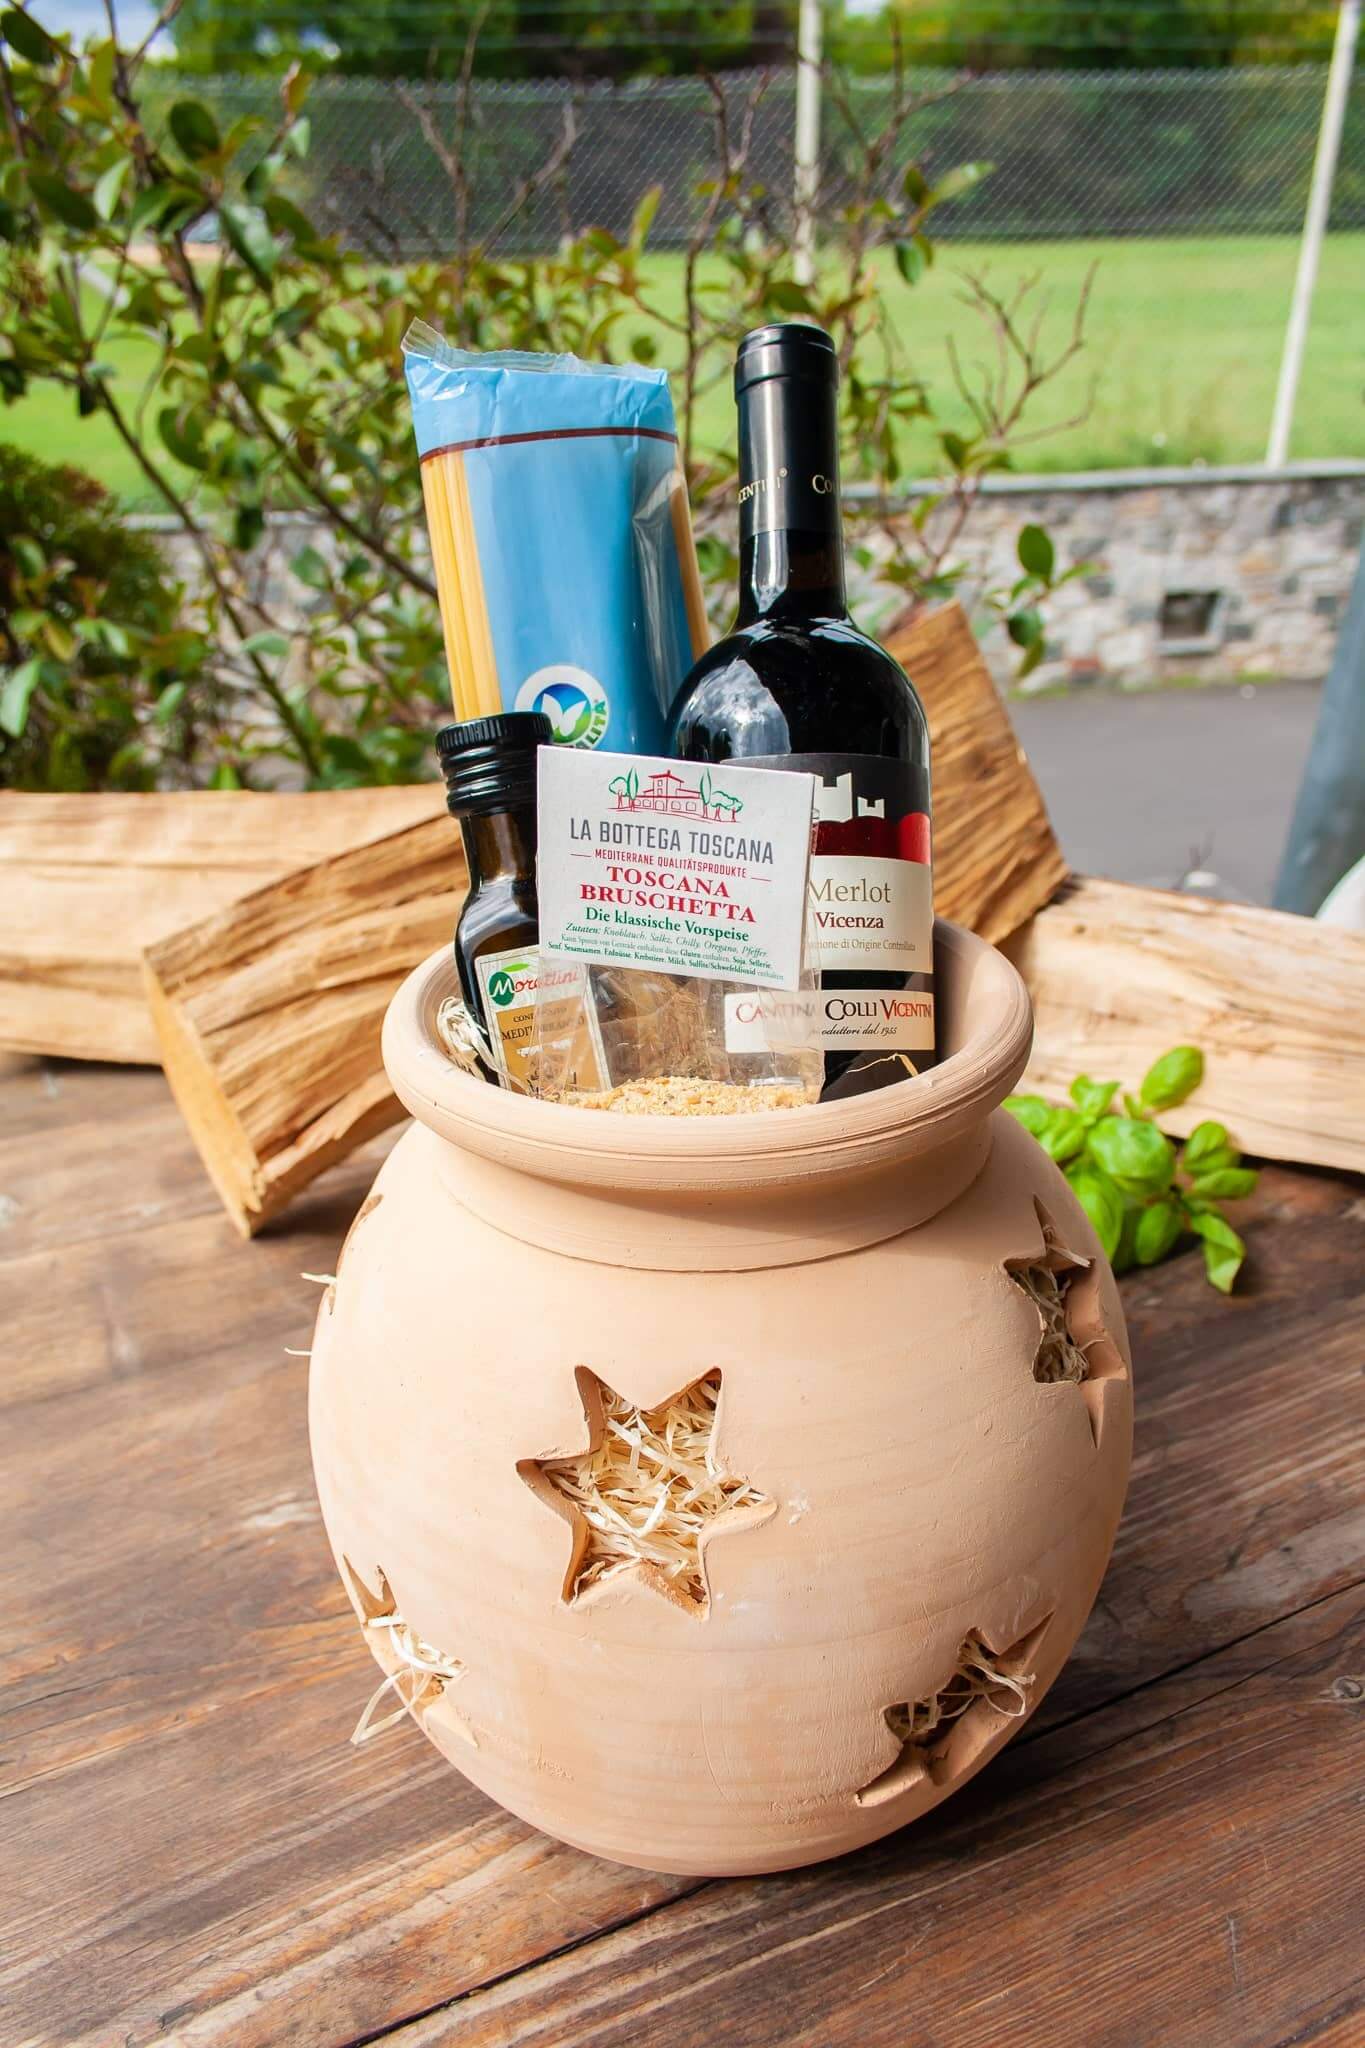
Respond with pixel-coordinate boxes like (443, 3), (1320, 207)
(403, 321), (708, 753)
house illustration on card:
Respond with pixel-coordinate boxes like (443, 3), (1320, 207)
(608, 766), (744, 822)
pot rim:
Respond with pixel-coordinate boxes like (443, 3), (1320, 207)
(383, 918), (1033, 1198)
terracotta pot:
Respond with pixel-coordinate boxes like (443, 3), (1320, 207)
(309, 920), (1132, 1876)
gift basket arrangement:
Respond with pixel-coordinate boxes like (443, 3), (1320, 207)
(303, 314), (1136, 1878)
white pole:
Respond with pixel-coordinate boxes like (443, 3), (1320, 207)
(1266, 0), (1361, 467)
(793, 0), (823, 287)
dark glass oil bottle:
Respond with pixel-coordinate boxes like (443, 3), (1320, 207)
(666, 322), (935, 1096)
(438, 712), (549, 1089)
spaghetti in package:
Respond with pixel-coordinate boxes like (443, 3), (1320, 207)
(403, 321), (708, 753)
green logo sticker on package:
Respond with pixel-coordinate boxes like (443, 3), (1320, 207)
(474, 947), (608, 1091)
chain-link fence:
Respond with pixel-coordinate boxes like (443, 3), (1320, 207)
(147, 64), (1365, 258)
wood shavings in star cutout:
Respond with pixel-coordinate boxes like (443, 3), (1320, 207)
(857, 1615), (1052, 1806)
(519, 1368), (776, 1617)
(343, 1558), (475, 1749)
(883, 1629), (1035, 1748)
(1006, 1206), (1095, 1384)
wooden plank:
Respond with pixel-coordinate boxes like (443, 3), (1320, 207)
(1005, 875), (1365, 1175)
(0, 1152), (392, 1413)
(884, 601), (1068, 945)
(407, 1587), (1365, 2048)
(1033, 1155), (1364, 1727)
(0, 1051), (161, 1141)
(0, 1317), (693, 2048)
(0, 787), (441, 1064)
(1, 1033), (1360, 2045)
(142, 816), (463, 1236)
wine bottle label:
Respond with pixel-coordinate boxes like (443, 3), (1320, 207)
(724, 986), (935, 1056)
(744, 751), (934, 973)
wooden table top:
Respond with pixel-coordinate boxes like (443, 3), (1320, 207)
(3, 1051), (1362, 2048)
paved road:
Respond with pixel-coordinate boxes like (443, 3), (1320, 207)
(1010, 680), (1321, 907)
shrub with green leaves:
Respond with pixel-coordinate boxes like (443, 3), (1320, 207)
(0, 443), (210, 787)
(0, 7), (1089, 789)
(1006, 1047), (1258, 1292)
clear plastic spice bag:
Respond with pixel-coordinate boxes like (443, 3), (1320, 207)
(530, 957), (823, 1115)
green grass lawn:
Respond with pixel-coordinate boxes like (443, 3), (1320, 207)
(3, 232), (1362, 503)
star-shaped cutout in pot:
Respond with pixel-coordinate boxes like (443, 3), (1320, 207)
(1005, 1203), (1094, 1384)
(857, 1613), (1053, 1806)
(519, 1367), (775, 1617)
(343, 1558), (474, 1748)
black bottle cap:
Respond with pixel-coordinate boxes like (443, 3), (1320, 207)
(436, 711), (551, 816)
(735, 322), (837, 397)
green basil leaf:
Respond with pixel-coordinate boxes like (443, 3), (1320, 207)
(1003, 1093), (1054, 1137)
(1187, 1209), (1242, 1251)
(1113, 1202), (1140, 1276)
(1039, 1107), (1087, 1163)
(1065, 1168), (1124, 1260)
(1140, 1045), (1204, 1109)
(1134, 1198), (1183, 1266)
(1197, 1219), (1245, 1293)
(1069, 1074), (1118, 1120)
(169, 99), (222, 162)
(1086, 1115), (1176, 1191)
(1017, 523), (1055, 581)
(1188, 1167), (1258, 1201)
(1181, 1119), (1229, 1165)
(1186, 1147), (1239, 1178)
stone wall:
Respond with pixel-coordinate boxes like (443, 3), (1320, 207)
(872, 462), (1363, 692)
(137, 461), (1363, 695)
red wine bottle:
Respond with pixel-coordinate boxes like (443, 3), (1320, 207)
(666, 322), (935, 1096)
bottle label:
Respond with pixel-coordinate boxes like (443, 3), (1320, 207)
(748, 751), (933, 966)
(724, 987), (934, 1056)
(474, 946), (608, 1091)
(734, 752), (934, 1058)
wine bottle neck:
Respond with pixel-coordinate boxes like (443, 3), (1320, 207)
(737, 531), (846, 625)
(735, 360), (846, 626)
